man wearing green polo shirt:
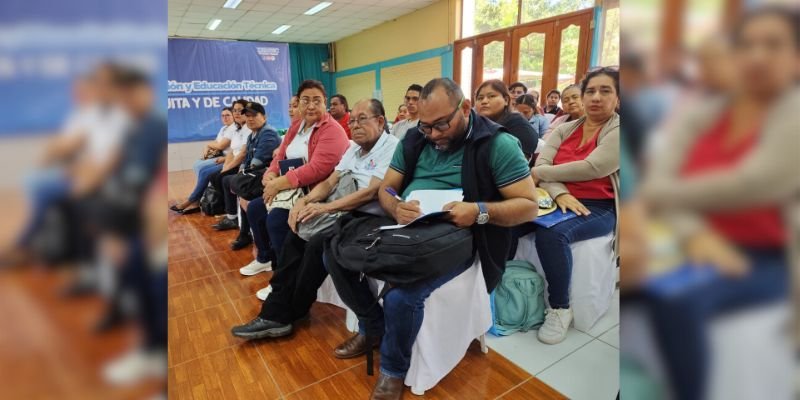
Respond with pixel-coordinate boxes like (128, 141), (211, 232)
(327, 78), (538, 400)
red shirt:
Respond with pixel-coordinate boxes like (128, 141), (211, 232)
(337, 113), (352, 139)
(680, 110), (785, 247)
(553, 123), (614, 200)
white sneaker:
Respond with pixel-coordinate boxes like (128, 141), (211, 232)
(239, 259), (272, 276)
(256, 285), (273, 301)
(537, 308), (573, 345)
(103, 348), (166, 385)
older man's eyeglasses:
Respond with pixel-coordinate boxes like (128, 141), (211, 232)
(348, 115), (378, 127)
(417, 98), (464, 135)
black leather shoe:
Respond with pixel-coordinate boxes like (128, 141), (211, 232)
(370, 373), (404, 400)
(231, 317), (292, 340)
(230, 235), (252, 251)
(212, 217), (238, 231)
(334, 333), (381, 359)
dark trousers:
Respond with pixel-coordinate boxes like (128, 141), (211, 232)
(247, 197), (291, 267)
(646, 248), (788, 400)
(246, 197), (272, 264)
(508, 199), (616, 308)
(258, 230), (331, 324)
(326, 248), (471, 378)
(221, 173), (239, 216)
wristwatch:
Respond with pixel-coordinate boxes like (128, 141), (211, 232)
(475, 202), (490, 225)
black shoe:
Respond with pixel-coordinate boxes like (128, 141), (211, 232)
(179, 207), (201, 215)
(230, 235), (252, 251)
(231, 317), (292, 339)
(212, 217), (238, 231)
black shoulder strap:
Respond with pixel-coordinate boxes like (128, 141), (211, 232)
(400, 128), (427, 193)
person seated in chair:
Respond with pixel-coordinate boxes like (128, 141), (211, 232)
(230, 98), (400, 338)
(523, 67), (620, 345)
(326, 78), (537, 400)
(170, 106), (238, 214)
(212, 102), (281, 251)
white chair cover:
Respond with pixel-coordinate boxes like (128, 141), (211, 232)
(513, 232), (616, 332)
(317, 259), (492, 395)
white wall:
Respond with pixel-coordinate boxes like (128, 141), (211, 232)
(168, 141), (207, 172)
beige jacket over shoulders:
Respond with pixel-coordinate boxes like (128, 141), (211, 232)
(642, 86), (800, 277)
(533, 113), (621, 251)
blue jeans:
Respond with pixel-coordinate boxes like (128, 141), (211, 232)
(246, 198), (290, 265)
(647, 248), (788, 400)
(18, 167), (71, 247)
(534, 199), (616, 308)
(327, 252), (472, 379)
(188, 159), (223, 202)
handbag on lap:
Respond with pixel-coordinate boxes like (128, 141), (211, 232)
(229, 168), (266, 201)
(296, 170), (359, 241)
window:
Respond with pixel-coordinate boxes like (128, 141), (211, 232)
(521, 0), (594, 24)
(599, 0), (620, 66)
(461, 0), (594, 38)
(462, 0), (519, 37)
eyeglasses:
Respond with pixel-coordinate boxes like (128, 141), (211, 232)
(232, 109), (242, 114)
(417, 98), (463, 135)
(348, 115), (379, 127)
(299, 97), (324, 106)
(587, 65), (619, 73)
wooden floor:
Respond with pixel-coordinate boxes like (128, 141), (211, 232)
(0, 190), (162, 399)
(168, 170), (566, 399)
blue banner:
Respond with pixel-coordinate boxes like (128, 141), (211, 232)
(0, 0), (166, 136)
(168, 39), (291, 143)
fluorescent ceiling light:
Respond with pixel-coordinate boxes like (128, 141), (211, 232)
(272, 25), (291, 34)
(304, 2), (333, 15)
(222, 0), (242, 9)
(206, 19), (222, 30)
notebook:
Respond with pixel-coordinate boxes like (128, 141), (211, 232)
(644, 264), (719, 298)
(279, 157), (304, 176)
(533, 210), (578, 228)
(379, 189), (463, 230)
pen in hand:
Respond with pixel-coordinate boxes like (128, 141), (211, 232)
(384, 187), (404, 202)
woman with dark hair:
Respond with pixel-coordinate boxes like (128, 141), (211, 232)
(241, 80), (350, 300)
(543, 84), (585, 139)
(170, 106), (239, 214)
(514, 93), (550, 139)
(202, 99), (253, 217)
(474, 79), (538, 161)
(527, 66), (620, 345)
(641, 7), (799, 400)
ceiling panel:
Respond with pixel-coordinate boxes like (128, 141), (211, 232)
(169, 0), (435, 44)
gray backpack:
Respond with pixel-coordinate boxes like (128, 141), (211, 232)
(489, 260), (546, 336)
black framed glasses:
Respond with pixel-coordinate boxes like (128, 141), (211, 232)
(417, 98), (464, 135)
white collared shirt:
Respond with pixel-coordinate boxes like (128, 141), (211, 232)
(335, 132), (399, 215)
(286, 120), (315, 161)
(389, 118), (419, 141)
(335, 132), (399, 188)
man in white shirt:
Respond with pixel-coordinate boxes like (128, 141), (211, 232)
(231, 98), (399, 339)
(389, 84), (422, 141)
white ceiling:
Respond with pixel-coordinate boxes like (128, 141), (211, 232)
(169, 0), (438, 44)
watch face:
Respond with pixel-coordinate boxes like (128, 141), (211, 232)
(477, 213), (490, 224)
